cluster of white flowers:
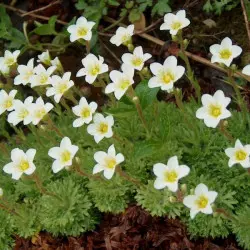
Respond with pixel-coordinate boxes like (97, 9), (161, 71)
(2, 10), (250, 221)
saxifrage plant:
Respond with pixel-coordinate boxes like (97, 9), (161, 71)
(1, 8), (250, 250)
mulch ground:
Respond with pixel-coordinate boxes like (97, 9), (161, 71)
(14, 205), (241, 250)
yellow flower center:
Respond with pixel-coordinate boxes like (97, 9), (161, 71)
(105, 157), (117, 169)
(3, 99), (13, 109)
(98, 122), (108, 134)
(19, 160), (30, 171)
(90, 64), (100, 76)
(61, 150), (71, 163)
(209, 104), (222, 118)
(40, 74), (48, 85)
(77, 27), (88, 37)
(119, 79), (131, 90)
(162, 72), (174, 84)
(5, 57), (14, 66)
(171, 21), (182, 30)
(18, 108), (29, 119)
(58, 83), (68, 94)
(35, 108), (46, 119)
(219, 49), (232, 60)
(164, 170), (178, 183)
(25, 70), (33, 80)
(81, 108), (91, 118)
(132, 57), (143, 67)
(235, 150), (247, 161)
(195, 195), (209, 209)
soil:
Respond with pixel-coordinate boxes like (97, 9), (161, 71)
(2, 0), (249, 249)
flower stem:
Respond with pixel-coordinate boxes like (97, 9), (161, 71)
(228, 69), (247, 123)
(46, 115), (64, 137)
(215, 208), (236, 221)
(127, 86), (150, 136)
(173, 88), (195, 132)
(31, 173), (62, 201)
(177, 32), (201, 101)
(116, 166), (142, 187)
(74, 164), (103, 181)
(0, 202), (22, 217)
(218, 121), (234, 142)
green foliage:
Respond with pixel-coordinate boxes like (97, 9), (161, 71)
(203, 0), (239, 15)
(231, 202), (250, 249)
(136, 180), (182, 217)
(38, 177), (97, 236)
(0, 211), (14, 249)
(0, 6), (26, 49)
(1, 76), (250, 249)
(88, 175), (132, 213)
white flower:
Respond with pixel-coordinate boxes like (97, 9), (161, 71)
(8, 96), (33, 126)
(72, 97), (97, 127)
(76, 54), (108, 84)
(29, 97), (54, 125)
(160, 10), (190, 35)
(209, 37), (242, 67)
(48, 137), (79, 173)
(121, 46), (152, 71)
(110, 24), (134, 47)
(87, 113), (114, 143)
(3, 148), (36, 180)
(105, 64), (134, 100)
(242, 65), (250, 76)
(46, 72), (74, 103)
(148, 56), (185, 92)
(51, 57), (63, 72)
(67, 16), (95, 42)
(0, 50), (20, 74)
(14, 58), (35, 86)
(196, 90), (231, 128)
(30, 64), (56, 88)
(183, 183), (218, 219)
(153, 156), (190, 192)
(225, 139), (250, 168)
(0, 89), (17, 115)
(93, 144), (124, 179)
(37, 50), (51, 65)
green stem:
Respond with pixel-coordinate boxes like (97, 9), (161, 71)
(127, 87), (150, 136)
(46, 115), (64, 137)
(116, 166), (142, 187)
(218, 121), (234, 142)
(31, 173), (62, 201)
(103, 10), (127, 32)
(228, 69), (247, 123)
(0, 202), (22, 217)
(177, 32), (201, 101)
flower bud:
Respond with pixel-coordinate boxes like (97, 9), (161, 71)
(213, 211), (219, 217)
(183, 39), (189, 48)
(127, 43), (134, 52)
(222, 120), (228, 127)
(141, 66), (149, 75)
(132, 96), (139, 103)
(190, 188), (195, 195)
(171, 35), (178, 42)
(39, 125), (47, 131)
(180, 184), (187, 193)
(0, 188), (3, 198)
(169, 196), (177, 203)
(230, 64), (237, 71)
(125, 1), (134, 9)
(75, 157), (81, 164)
